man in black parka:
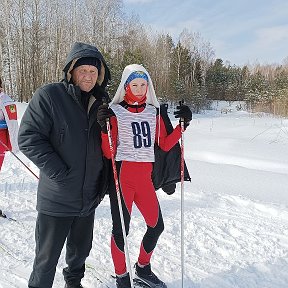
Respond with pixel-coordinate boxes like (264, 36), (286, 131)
(18, 42), (111, 288)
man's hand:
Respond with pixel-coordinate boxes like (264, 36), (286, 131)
(97, 104), (114, 133)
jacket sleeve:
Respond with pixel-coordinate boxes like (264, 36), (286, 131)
(0, 93), (19, 153)
(156, 115), (182, 151)
(18, 87), (69, 180)
(101, 115), (118, 159)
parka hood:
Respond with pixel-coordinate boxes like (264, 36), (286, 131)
(110, 64), (160, 108)
(63, 42), (111, 88)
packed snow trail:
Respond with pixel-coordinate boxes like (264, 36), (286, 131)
(0, 102), (288, 287)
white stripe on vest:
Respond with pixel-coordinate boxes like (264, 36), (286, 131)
(110, 104), (156, 162)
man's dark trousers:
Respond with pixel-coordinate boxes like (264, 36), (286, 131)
(28, 212), (95, 288)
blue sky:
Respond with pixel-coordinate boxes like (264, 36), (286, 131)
(123, 0), (288, 66)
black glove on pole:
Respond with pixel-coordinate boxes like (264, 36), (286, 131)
(97, 104), (114, 133)
(174, 102), (192, 130)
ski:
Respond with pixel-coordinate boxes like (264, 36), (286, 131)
(86, 263), (112, 288)
(111, 275), (151, 288)
(134, 276), (167, 288)
(0, 241), (28, 263)
(133, 278), (151, 287)
(0, 210), (17, 222)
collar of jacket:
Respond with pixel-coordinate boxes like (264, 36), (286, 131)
(63, 80), (102, 117)
(62, 79), (82, 105)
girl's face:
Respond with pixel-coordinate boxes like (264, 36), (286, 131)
(129, 78), (148, 98)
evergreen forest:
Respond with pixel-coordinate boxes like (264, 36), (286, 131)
(1, 0), (288, 116)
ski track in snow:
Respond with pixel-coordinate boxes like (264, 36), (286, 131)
(1, 102), (288, 287)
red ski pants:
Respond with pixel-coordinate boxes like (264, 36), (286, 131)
(109, 161), (164, 275)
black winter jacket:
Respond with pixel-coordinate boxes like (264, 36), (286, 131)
(18, 42), (111, 216)
(152, 104), (191, 191)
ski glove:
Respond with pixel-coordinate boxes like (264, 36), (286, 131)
(97, 104), (114, 133)
(174, 104), (192, 130)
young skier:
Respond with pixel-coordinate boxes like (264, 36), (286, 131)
(97, 64), (192, 288)
(0, 77), (19, 171)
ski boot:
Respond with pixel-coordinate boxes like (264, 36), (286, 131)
(134, 263), (167, 288)
(116, 273), (132, 288)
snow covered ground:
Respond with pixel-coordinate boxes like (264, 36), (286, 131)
(0, 101), (288, 288)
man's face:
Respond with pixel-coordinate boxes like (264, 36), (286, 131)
(72, 65), (98, 92)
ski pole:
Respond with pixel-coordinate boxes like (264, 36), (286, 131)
(105, 112), (134, 288)
(179, 100), (185, 288)
(0, 139), (39, 180)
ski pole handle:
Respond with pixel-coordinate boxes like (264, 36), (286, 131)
(179, 100), (185, 133)
(101, 96), (112, 134)
(179, 99), (185, 187)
